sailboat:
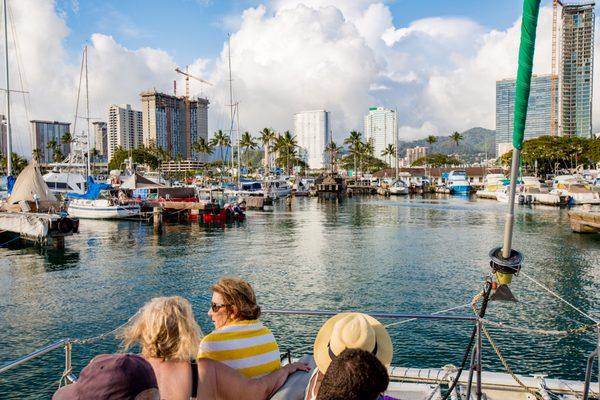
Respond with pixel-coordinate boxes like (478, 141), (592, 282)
(43, 46), (92, 196)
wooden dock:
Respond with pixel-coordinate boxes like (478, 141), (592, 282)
(568, 209), (600, 233)
(0, 212), (79, 247)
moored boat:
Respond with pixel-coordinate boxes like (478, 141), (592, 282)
(447, 170), (472, 195)
(389, 179), (409, 195)
(67, 197), (141, 219)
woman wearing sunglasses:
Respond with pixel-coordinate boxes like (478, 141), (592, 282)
(120, 296), (309, 400)
(198, 277), (282, 378)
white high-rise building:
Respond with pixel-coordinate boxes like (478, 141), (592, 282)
(364, 107), (398, 166)
(108, 104), (143, 161)
(294, 110), (331, 170)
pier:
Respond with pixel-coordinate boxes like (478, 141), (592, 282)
(0, 212), (79, 247)
(568, 209), (600, 233)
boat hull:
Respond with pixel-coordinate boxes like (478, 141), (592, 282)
(67, 201), (141, 219)
(449, 185), (471, 194)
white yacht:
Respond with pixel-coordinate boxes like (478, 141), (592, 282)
(264, 176), (292, 199)
(476, 174), (507, 200)
(43, 169), (87, 195)
(389, 179), (409, 195)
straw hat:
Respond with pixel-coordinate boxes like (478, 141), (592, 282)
(313, 312), (393, 373)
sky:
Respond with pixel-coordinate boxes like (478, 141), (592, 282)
(2, 0), (596, 156)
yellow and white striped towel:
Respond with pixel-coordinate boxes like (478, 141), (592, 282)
(198, 320), (281, 377)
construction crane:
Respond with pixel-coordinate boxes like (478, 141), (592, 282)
(174, 67), (212, 158)
(175, 67), (212, 99)
(550, 0), (562, 137)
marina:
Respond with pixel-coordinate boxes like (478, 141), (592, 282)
(0, 0), (600, 398)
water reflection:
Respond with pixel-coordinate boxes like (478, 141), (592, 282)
(1, 196), (599, 399)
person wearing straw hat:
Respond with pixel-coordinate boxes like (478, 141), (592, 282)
(304, 312), (393, 400)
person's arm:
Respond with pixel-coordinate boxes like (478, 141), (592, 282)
(196, 358), (309, 400)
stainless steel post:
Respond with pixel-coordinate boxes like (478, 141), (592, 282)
(476, 320), (483, 400)
(465, 345), (476, 400)
(501, 148), (521, 258)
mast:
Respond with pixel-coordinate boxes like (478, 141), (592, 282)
(3, 0), (12, 175)
(227, 33), (234, 179)
(84, 46), (91, 177)
(501, 0), (541, 259)
(236, 102), (241, 184)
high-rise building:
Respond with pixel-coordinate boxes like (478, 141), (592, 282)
(405, 146), (426, 166)
(495, 75), (558, 156)
(140, 90), (209, 161)
(364, 107), (398, 165)
(0, 114), (6, 157)
(294, 110), (331, 170)
(30, 120), (71, 163)
(92, 121), (108, 157)
(108, 104), (143, 161)
(560, 1), (595, 138)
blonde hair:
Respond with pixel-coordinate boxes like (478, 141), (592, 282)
(212, 277), (261, 321)
(119, 296), (202, 361)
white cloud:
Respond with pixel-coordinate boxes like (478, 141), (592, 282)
(4, 1), (599, 158)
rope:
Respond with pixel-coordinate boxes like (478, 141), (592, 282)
(479, 318), (599, 336)
(471, 292), (544, 400)
(0, 235), (20, 247)
(71, 310), (140, 345)
(472, 294), (599, 399)
(519, 271), (599, 324)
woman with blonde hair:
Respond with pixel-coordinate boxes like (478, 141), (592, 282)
(199, 277), (281, 378)
(120, 296), (309, 400)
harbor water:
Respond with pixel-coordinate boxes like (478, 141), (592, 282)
(1, 195), (599, 399)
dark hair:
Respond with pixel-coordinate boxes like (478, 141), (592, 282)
(317, 348), (389, 400)
(212, 277), (261, 320)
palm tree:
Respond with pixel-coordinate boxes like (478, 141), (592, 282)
(32, 148), (42, 162)
(192, 137), (214, 165)
(426, 135), (437, 148)
(46, 139), (58, 163)
(344, 131), (362, 178)
(273, 130), (298, 174)
(325, 141), (342, 173)
(240, 131), (257, 172)
(52, 148), (64, 163)
(259, 128), (276, 172)
(361, 141), (374, 173)
(61, 132), (72, 146)
(381, 144), (396, 168)
(210, 130), (231, 175)
(451, 131), (463, 147)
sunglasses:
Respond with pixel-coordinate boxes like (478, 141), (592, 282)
(210, 302), (230, 312)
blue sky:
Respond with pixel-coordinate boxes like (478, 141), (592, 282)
(55, 0), (549, 67)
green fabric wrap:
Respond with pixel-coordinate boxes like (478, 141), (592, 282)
(513, 0), (541, 150)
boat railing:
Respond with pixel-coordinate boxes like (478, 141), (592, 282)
(0, 310), (597, 400)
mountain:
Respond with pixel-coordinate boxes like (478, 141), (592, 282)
(398, 127), (496, 161)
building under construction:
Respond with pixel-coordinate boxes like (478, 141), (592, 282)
(140, 90), (209, 161)
(560, 0), (595, 138)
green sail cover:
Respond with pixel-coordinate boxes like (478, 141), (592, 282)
(513, 0), (541, 150)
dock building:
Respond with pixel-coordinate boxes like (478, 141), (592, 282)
(140, 90), (209, 161)
(560, 1), (595, 138)
(92, 121), (108, 158)
(364, 107), (398, 167)
(294, 110), (330, 170)
(30, 120), (71, 163)
(495, 75), (557, 157)
(107, 104), (143, 162)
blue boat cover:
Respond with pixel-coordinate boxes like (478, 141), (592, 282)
(6, 175), (15, 194)
(66, 176), (112, 199)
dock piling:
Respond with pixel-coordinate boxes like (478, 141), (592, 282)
(153, 207), (163, 234)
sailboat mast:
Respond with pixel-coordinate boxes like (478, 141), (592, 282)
(236, 103), (241, 184)
(227, 34), (234, 179)
(84, 46), (91, 177)
(3, 0), (12, 176)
